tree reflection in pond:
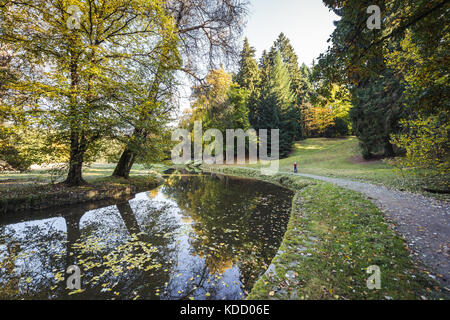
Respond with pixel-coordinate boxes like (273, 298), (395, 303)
(0, 174), (293, 300)
(162, 173), (294, 298)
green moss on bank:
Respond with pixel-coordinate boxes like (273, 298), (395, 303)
(205, 166), (447, 300)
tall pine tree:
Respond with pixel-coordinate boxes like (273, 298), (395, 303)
(235, 38), (260, 93)
(269, 33), (304, 139)
(256, 52), (296, 157)
(235, 38), (260, 127)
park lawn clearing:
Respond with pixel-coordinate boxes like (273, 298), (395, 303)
(0, 163), (153, 183)
(244, 137), (447, 200)
(206, 166), (447, 300)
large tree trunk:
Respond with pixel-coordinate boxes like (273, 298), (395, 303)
(64, 148), (87, 186)
(112, 146), (136, 179)
(64, 50), (87, 186)
(64, 134), (87, 186)
(65, 159), (86, 186)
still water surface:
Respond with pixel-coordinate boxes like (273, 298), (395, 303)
(0, 173), (293, 299)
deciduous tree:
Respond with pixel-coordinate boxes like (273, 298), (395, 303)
(0, 0), (179, 184)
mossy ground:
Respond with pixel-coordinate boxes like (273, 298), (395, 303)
(205, 166), (448, 300)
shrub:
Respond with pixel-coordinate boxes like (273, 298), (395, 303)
(0, 144), (32, 171)
(390, 112), (449, 191)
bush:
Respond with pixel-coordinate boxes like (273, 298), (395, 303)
(390, 113), (449, 191)
(0, 144), (32, 171)
(0, 125), (69, 171)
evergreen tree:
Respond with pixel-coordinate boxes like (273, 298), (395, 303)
(235, 38), (260, 128)
(299, 63), (314, 102)
(235, 38), (260, 93)
(258, 50), (272, 85)
(317, 0), (448, 161)
(269, 33), (305, 139)
(256, 52), (296, 157)
(272, 33), (302, 92)
(350, 69), (408, 159)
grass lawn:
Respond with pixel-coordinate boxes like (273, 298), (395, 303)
(244, 137), (446, 199)
(0, 163), (153, 183)
(250, 181), (445, 300)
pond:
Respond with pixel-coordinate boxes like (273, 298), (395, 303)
(0, 173), (294, 300)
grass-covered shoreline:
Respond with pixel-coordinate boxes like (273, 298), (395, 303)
(0, 174), (162, 214)
(204, 165), (448, 300)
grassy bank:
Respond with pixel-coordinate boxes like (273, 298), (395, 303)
(0, 173), (162, 214)
(205, 166), (447, 300)
(241, 137), (447, 200)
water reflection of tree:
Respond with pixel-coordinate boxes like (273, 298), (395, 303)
(0, 200), (180, 300)
(0, 222), (67, 299)
(162, 174), (293, 294)
(66, 200), (180, 300)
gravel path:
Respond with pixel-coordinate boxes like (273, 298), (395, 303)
(294, 172), (450, 288)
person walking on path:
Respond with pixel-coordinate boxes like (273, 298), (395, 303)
(293, 162), (298, 173)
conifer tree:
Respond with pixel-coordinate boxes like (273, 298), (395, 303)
(350, 69), (408, 159)
(235, 38), (260, 127)
(235, 38), (260, 93)
(256, 52), (296, 157)
(269, 33), (305, 139)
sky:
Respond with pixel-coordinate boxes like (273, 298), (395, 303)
(244, 0), (338, 66)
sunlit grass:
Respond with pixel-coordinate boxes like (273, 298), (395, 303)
(0, 163), (152, 183)
(239, 137), (434, 194)
(227, 137), (449, 200)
